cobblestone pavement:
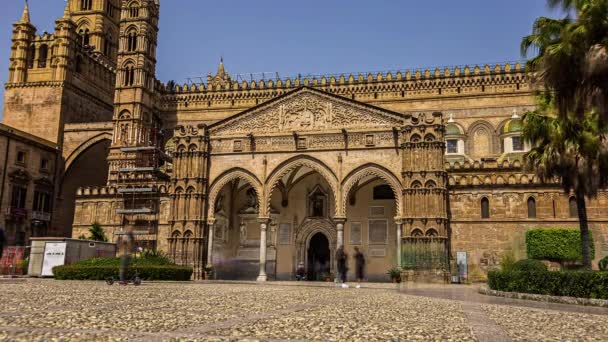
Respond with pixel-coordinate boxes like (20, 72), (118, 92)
(0, 280), (607, 341)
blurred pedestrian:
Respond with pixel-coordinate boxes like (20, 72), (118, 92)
(336, 245), (347, 284)
(0, 226), (5, 259)
(354, 246), (365, 288)
(295, 261), (305, 281)
(118, 226), (135, 285)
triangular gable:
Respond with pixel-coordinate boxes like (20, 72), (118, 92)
(209, 87), (404, 136)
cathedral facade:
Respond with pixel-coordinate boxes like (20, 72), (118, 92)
(2, 0), (608, 280)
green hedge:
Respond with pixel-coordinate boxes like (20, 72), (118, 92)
(52, 265), (193, 281)
(488, 270), (608, 299)
(511, 259), (547, 273)
(526, 228), (594, 262)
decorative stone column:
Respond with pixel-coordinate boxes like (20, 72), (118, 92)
(335, 219), (346, 249)
(395, 219), (403, 267)
(257, 218), (269, 282)
(206, 220), (215, 266)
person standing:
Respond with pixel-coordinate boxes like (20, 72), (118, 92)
(354, 247), (365, 288)
(118, 226), (135, 285)
(335, 246), (347, 284)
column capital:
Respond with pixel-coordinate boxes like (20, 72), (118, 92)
(333, 217), (347, 225)
(394, 217), (404, 225)
(207, 218), (216, 225)
(257, 217), (270, 225)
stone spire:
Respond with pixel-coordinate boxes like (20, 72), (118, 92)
(208, 58), (232, 87)
(62, 0), (71, 19)
(20, 1), (31, 23)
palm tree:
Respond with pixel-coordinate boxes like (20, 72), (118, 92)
(89, 222), (108, 242)
(523, 95), (608, 269)
(521, 0), (608, 123)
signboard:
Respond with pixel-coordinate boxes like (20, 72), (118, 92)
(41, 242), (67, 277)
(456, 251), (468, 279)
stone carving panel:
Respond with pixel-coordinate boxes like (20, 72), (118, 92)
(210, 89), (402, 136)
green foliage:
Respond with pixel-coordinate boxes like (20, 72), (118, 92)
(52, 265), (193, 281)
(512, 259), (548, 273)
(71, 253), (175, 268)
(599, 256), (608, 271)
(500, 251), (517, 272)
(387, 267), (402, 282)
(139, 249), (172, 265)
(526, 229), (595, 262)
(488, 270), (608, 299)
(88, 223), (108, 242)
(20, 258), (29, 275)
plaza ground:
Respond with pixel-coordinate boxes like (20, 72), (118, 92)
(0, 280), (607, 341)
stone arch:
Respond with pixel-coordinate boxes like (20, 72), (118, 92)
(64, 133), (112, 172)
(341, 164), (402, 218)
(265, 156), (339, 218)
(294, 218), (337, 274)
(58, 134), (111, 235)
(208, 168), (263, 221)
(466, 120), (497, 158)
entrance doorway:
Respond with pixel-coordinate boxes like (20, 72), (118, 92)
(307, 232), (330, 281)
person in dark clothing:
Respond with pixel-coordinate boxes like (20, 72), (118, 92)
(336, 246), (347, 284)
(354, 247), (365, 287)
(295, 261), (306, 281)
(0, 226), (5, 259)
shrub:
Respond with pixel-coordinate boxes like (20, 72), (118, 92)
(526, 228), (595, 263)
(488, 270), (608, 299)
(52, 265), (193, 281)
(512, 259), (548, 273)
(88, 223), (108, 242)
(500, 251), (517, 272)
(599, 256), (608, 271)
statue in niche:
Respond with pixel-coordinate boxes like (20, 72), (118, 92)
(308, 186), (327, 218)
(239, 219), (247, 244)
(241, 187), (259, 213)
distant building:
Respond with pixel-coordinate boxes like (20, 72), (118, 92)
(1, 1), (607, 280)
(0, 124), (59, 246)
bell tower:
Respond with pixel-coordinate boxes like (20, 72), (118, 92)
(68, 0), (120, 60)
(107, 0), (166, 251)
(7, 2), (36, 84)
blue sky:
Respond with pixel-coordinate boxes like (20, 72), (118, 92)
(0, 0), (562, 117)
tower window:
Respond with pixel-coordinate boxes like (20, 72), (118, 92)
(446, 139), (458, 154)
(27, 44), (35, 69)
(129, 4), (140, 18)
(527, 197), (536, 219)
(124, 65), (135, 86)
(127, 32), (137, 52)
(512, 136), (523, 151)
(569, 196), (578, 218)
(81, 0), (92, 11)
(481, 197), (490, 219)
(38, 45), (48, 68)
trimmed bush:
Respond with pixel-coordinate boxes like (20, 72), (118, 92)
(512, 259), (548, 273)
(488, 270), (608, 299)
(526, 228), (594, 262)
(599, 256), (608, 271)
(53, 265), (193, 281)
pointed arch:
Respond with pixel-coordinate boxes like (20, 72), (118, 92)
(64, 133), (112, 173)
(264, 155), (339, 218)
(208, 168), (263, 221)
(341, 163), (402, 218)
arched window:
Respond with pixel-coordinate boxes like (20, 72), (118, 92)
(410, 134), (422, 143)
(527, 197), (537, 219)
(37, 45), (48, 68)
(26, 44), (35, 69)
(129, 3), (140, 18)
(569, 197), (578, 218)
(81, 0), (92, 11)
(411, 229), (424, 237)
(426, 229), (439, 237)
(123, 64), (135, 86)
(104, 34), (112, 55)
(79, 28), (91, 46)
(127, 32), (137, 52)
(481, 197), (490, 219)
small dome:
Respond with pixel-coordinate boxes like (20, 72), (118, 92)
(502, 118), (523, 134)
(445, 123), (462, 136)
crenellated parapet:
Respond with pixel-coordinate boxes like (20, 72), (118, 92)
(158, 62), (529, 112)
